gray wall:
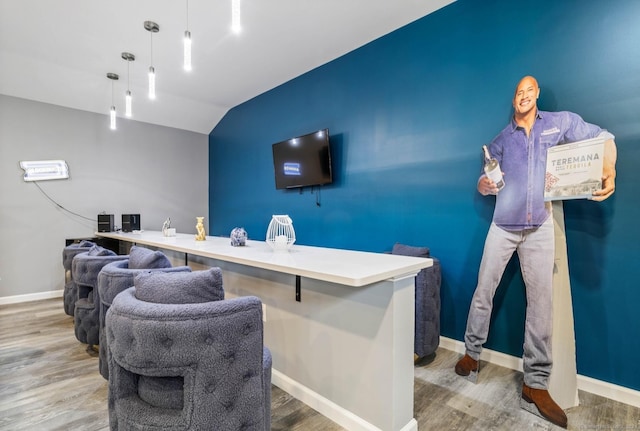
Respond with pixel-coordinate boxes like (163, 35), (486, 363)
(0, 95), (208, 300)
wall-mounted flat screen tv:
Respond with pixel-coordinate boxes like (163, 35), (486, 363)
(272, 128), (332, 190)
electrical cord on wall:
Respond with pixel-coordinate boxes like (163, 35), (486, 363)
(32, 181), (95, 222)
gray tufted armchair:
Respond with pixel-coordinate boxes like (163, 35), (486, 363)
(392, 243), (442, 361)
(72, 246), (128, 347)
(98, 246), (191, 379)
(62, 240), (96, 316)
(106, 268), (272, 431)
(97, 246), (192, 379)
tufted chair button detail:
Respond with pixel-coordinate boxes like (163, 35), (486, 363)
(205, 383), (216, 394)
(242, 323), (253, 335)
(222, 399), (235, 411)
(161, 337), (173, 349)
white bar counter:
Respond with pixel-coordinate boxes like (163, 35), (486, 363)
(97, 230), (433, 431)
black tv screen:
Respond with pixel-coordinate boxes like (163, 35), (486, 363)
(272, 129), (332, 189)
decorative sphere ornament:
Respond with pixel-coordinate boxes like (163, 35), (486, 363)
(230, 227), (247, 246)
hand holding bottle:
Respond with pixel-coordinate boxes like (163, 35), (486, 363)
(478, 175), (504, 195)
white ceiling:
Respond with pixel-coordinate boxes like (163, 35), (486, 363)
(0, 0), (454, 134)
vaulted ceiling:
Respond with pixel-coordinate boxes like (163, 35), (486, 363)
(0, 0), (454, 134)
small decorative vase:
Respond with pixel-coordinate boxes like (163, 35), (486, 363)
(266, 215), (295, 251)
(230, 227), (247, 246)
(195, 217), (206, 241)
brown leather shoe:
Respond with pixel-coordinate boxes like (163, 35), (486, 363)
(454, 354), (479, 382)
(521, 384), (567, 429)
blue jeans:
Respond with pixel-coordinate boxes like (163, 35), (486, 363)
(464, 216), (554, 389)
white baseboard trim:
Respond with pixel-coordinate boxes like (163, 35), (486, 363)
(577, 374), (640, 409)
(271, 369), (388, 431)
(0, 289), (63, 305)
(440, 336), (640, 409)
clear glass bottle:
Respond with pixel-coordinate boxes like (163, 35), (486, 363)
(482, 145), (505, 191)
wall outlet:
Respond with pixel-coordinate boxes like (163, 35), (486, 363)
(262, 303), (267, 322)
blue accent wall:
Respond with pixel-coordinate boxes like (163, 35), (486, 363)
(210, 0), (640, 391)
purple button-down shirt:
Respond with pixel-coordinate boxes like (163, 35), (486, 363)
(485, 110), (612, 231)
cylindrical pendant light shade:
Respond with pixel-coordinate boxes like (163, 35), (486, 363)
(184, 30), (192, 71)
(121, 52), (135, 117)
(232, 0), (241, 34)
(110, 106), (117, 130)
(148, 66), (156, 99)
(107, 72), (119, 131)
(125, 90), (132, 117)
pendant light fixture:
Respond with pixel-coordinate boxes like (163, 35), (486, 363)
(184, 0), (192, 71)
(144, 21), (160, 99)
(121, 52), (135, 117)
(231, 0), (241, 34)
(107, 73), (119, 130)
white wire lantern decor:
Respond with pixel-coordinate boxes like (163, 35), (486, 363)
(266, 215), (296, 251)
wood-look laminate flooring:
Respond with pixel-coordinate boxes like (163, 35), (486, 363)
(1, 298), (639, 430)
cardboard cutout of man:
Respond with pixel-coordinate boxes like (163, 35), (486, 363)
(455, 76), (617, 429)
